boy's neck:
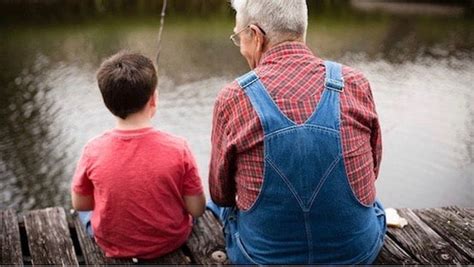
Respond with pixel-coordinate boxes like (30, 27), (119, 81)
(116, 113), (153, 131)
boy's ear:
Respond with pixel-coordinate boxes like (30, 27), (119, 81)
(150, 90), (158, 107)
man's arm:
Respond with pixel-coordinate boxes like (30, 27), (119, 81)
(367, 85), (382, 179)
(371, 119), (382, 179)
(209, 89), (237, 207)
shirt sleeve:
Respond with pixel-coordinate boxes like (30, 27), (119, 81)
(208, 90), (237, 206)
(71, 146), (94, 195)
(182, 141), (204, 196)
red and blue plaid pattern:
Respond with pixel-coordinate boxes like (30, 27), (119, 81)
(210, 42), (382, 210)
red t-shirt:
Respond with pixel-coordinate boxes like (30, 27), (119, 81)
(71, 127), (203, 259)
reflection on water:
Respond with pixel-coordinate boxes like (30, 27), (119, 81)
(0, 1), (473, 210)
(351, 0), (466, 16)
(0, 55), (72, 209)
(342, 55), (474, 208)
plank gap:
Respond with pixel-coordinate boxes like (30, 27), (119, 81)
(69, 225), (85, 264)
(18, 223), (31, 265)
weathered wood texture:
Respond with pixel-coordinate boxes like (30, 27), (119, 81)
(387, 208), (469, 264)
(374, 235), (418, 264)
(415, 207), (473, 262)
(23, 207), (78, 265)
(70, 211), (190, 265)
(445, 206), (474, 220)
(0, 209), (23, 265)
(2, 206), (473, 265)
(72, 211), (122, 265)
(186, 210), (229, 264)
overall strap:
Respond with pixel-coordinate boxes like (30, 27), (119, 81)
(305, 61), (344, 130)
(237, 71), (294, 135)
(325, 61), (344, 93)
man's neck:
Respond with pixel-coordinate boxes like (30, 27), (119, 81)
(257, 39), (306, 67)
(116, 113), (152, 130)
(265, 39), (305, 53)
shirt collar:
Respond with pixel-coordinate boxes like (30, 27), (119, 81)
(259, 41), (315, 66)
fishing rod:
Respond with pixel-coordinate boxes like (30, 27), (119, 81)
(156, 0), (168, 66)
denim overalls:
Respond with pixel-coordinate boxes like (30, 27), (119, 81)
(208, 61), (386, 264)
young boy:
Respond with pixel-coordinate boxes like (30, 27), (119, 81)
(71, 52), (206, 259)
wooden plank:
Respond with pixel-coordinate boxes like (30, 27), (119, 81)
(71, 211), (119, 265)
(414, 208), (473, 261)
(374, 235), (418, 264)
(138, 250), (190, 265)
(186, 210), (229, 264)
(444, 206), (474, 220)
(4, 206), (470, 265)
(387, 208), (469, 264)
(0, 209), (23, 265)
(23, 207), (78, 265)
(71, 211), (190, 265)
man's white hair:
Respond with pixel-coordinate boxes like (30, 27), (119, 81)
(231, 0), (308, 43)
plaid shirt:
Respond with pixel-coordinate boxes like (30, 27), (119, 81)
(209, 42), (382, 210)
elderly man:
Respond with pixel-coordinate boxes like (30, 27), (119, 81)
(208, 0), (386, 264)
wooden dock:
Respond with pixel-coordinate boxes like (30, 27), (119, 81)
(1, 206), (473, 265)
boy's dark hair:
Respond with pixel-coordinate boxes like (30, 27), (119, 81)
(97, 52), (157, 119)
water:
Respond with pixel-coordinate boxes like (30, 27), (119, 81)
(0, 1), (473, 210)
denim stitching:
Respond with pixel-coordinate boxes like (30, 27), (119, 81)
(337, 134), (375, 208)
(353, 231), (384, 264)
(304, 61), (343, 125)
(240, 153), (269, 214)
(246, 86), (272, 133)
(307, 154), (343, 211)
(304, 125), (340, 135)
(303, 212), (313, 264)
(266, 125), (339, 139)
(234, 232), (260, 265)
(252, 79), (296, 128)
(237, 71), (259, 88)
(241, 73), (296, 130)
(303, 89), (332, 125)
(325, 78), (344, 92)
(266, 157), (305, 210)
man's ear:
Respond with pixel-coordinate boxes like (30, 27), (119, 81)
(250, 25), (265, 51)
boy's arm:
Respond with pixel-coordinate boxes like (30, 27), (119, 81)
(72, 192), (95, 211)
(71, 145), (95, 211)
(182, 141), (206, 218)
(184, 194), (206, 218)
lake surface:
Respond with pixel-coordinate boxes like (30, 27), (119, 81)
(0, 1), (472, 210)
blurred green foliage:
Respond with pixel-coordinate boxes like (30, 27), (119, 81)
(1, 0), (470, 25)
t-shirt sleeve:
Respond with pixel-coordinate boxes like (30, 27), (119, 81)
(71, 146), (94, 196)
(182, 141), (204, 196)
